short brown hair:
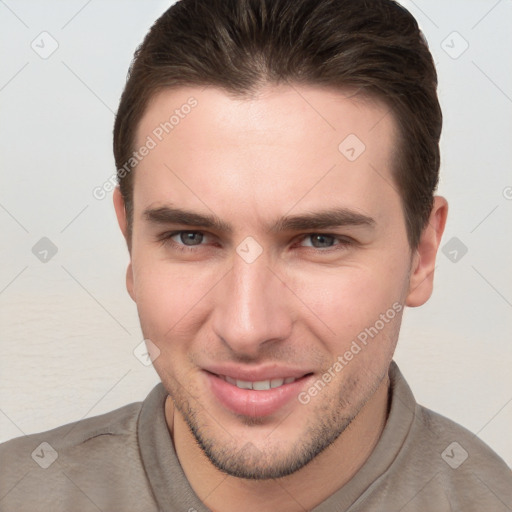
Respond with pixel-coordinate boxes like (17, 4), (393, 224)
(113, 0), (442, 248)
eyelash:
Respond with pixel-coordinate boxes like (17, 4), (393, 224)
(157, 231), (211, 253)
(157, 231), (354, 253)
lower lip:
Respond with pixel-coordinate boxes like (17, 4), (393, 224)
(206, 372), (311, 418)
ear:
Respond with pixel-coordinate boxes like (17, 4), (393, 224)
(113, 187), (136, 302)
(113, 187), (129, 238)
(406, 196), (448, 307)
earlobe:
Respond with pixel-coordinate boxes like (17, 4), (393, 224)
(406, 196), (448, 307)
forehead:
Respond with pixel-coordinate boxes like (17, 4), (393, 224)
(133, 84), (400, 227)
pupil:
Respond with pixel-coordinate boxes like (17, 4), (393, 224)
(181, 232), (203, 245)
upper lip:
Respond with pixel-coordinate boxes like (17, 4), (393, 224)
(204, 364), (311, 382)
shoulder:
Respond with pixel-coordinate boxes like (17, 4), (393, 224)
(0, 400), (157, 511)
(414, 403), (510, 472)
(0, 400), (142, 464)
(360, 363), (512, 511)
(397, 403), (512, 510)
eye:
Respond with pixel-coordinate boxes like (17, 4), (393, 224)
(300, 234), (339, 249)
(168, 231), (205, 246)
(156, 230), (219, 256)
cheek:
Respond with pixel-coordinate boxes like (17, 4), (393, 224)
(289, 256), (409, 346)
(130, 254), (214, 342)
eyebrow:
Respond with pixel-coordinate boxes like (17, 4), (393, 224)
(270, 209), (375, 232)
(144, 206), (232, 233)
(143, 205), (375, 233)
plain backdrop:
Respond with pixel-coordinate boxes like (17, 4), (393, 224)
(1, 0), (511, 467)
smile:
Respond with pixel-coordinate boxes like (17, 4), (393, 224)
(206, 371), (314, 417)
(220, 375), (298, 390)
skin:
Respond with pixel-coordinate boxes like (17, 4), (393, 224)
(114, 84), (447, 511)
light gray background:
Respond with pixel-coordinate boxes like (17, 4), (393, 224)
(1, 0), (511, 467)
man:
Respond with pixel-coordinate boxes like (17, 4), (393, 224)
(1, 0), (511, 510)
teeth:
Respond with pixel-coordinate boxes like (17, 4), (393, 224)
(222, 376), (297, 390)
(270, 378), (284, 388)
(253, 380), (271, 390)
(236, 379), (253, 389)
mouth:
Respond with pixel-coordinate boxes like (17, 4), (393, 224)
(204, 370), (314, 418)
(220, 375), (300, 390)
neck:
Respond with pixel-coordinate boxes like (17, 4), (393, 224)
(165, 375), (390, 512)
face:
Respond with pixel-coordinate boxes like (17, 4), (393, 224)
(116, 85), (427, 479)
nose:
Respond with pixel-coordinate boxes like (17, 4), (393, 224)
(211, 252), (293, 358)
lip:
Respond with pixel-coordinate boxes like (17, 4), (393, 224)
(204, 369), (313, 418)
(203, 364), (311, 382)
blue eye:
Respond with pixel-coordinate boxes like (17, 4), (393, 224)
(301, 234), (338, 248)
(172, 231), (204, 246)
